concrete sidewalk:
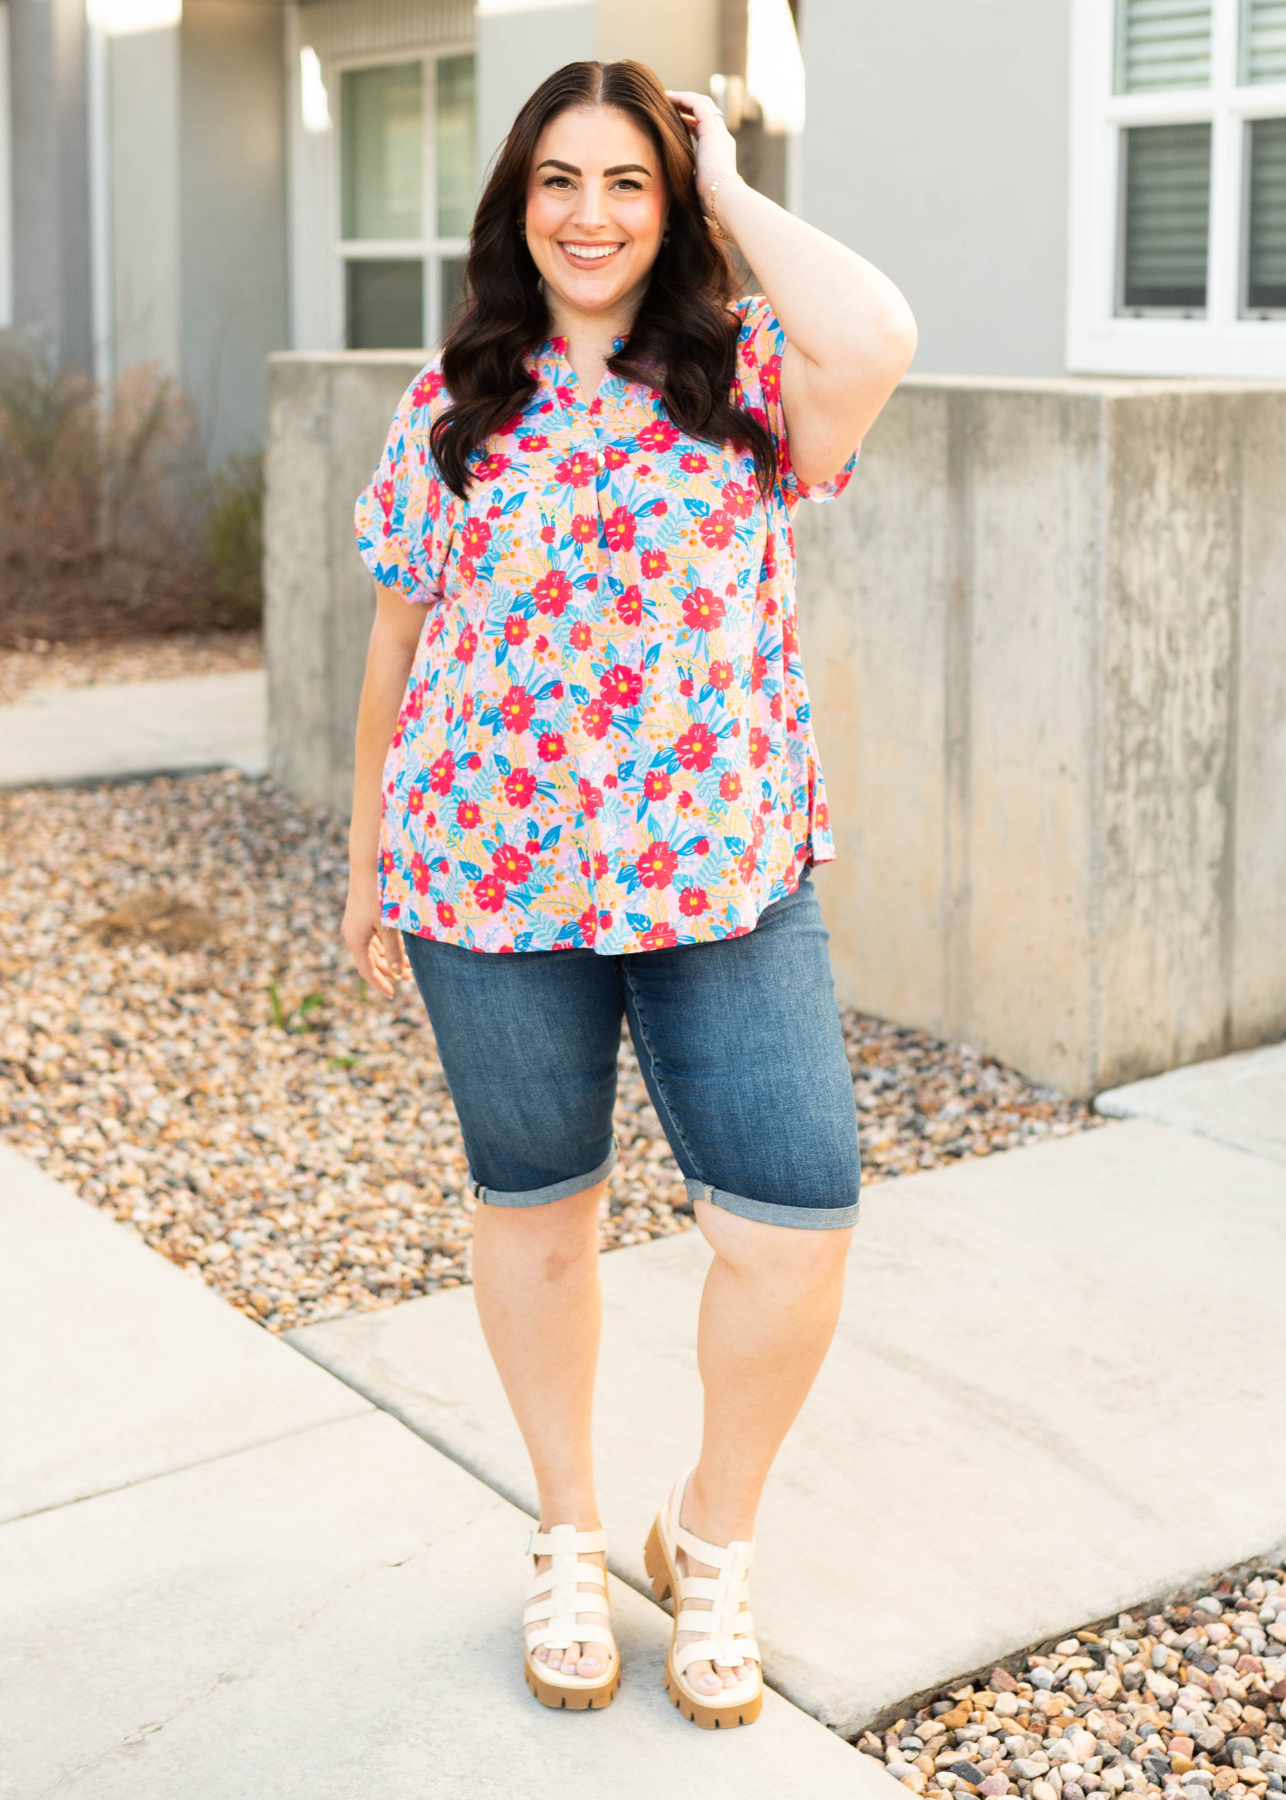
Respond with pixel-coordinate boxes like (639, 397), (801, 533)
(0, 669), (266, 789)
(291, 1078), (1286, 1738)
(0, 1142), (887, 1799)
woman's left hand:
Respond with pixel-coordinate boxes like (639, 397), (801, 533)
(666, 91), (739, 214)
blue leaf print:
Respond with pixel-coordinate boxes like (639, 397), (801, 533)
(459, 861), (483, 880)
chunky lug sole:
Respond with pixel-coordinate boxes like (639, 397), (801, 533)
(523, 1649), (621, 1711)
(644, 1516), (764, 1730)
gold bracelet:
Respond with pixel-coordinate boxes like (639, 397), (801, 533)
(706, 174), (731, 227)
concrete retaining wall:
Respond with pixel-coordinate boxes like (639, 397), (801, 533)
(264, 356), (1286, 1095)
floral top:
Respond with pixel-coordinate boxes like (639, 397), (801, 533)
(354, 296), (857, 956)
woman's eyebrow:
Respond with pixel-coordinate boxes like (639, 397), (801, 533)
(534, 159), (653, 177)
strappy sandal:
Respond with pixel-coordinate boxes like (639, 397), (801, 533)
(643, 1471), (763, 1729)
(522, 1523), (621, 1710)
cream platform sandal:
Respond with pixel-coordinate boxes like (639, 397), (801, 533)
(522, 1524), (620, 1710)
(643, 1472), (763, 1729)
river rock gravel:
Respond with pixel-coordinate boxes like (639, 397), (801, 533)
(0, 629), (262, 705)
(857, 1564), (1286, 1800)
(0, 770), (1100, 1333)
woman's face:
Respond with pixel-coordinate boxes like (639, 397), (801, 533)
(523, 104), (667, 322)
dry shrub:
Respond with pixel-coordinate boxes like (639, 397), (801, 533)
(92, 891), (221, 952)
(0, 333), (263, 648)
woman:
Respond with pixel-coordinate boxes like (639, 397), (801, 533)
(346, 59), (915, 1729)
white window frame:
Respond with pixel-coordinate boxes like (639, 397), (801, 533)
(330, 41), (474, 352)
(1068, 0), (1286, 375)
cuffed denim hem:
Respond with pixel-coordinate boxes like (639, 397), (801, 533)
(471, 1140), (618, 1209)
(686, 1178), (860, 1231)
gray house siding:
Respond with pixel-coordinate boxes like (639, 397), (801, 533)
(800, 0), (1072, 379)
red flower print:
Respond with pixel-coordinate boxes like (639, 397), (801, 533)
(569, 621), (593, 651)
(555, 384), (576, 407)
(380, 849), (395, 877)
(436, 899), (456, 928)
(457, 561), (477, 588)
(721, 480), (755, 519)
(638, 420), (679, 454)
(504, 613), (529, 645)
(518, 433), (549, 451)
(694, 836), (708, 852)
(537, 730), (566, 762)
(474, 874), (507, 912)
(603, 444), (630, 469)
(578, 776), (603, 819)
(461, 517), (492, 558)
(783, 615), (799, 653)
(599, 664), (643, 709)
(604, 506), (636, 550)
(640, 548), (669, 579)
(581, 698), (613, 739)
(698, 510), (734, 550)
(637, 841), (678, 889)
(456, 799), (481, 829)
(474, 453), (511, 480)
(679, 679), (693, 696)
(682, 588), (725, 633)
(376, 478), (395, 518)
(454, 625), (477, 662)
(428, 751), (456, 795)
(761, 353), (783, 401)
(615, 586), (643, 627)
(643, 768), (672, 802)
(579, 908), (598, 945)
(679, 451), (709, 474)
(570, 513), (597, 544)
(737, 846), (758, 882)
(411, 369), (444, 406)
(751, 652), (768, 692)
(594, 852), (608, 878)
(533, 570), (572, 615)
(679, 887), (709, 917)
(816, 801), (830, 830)
(411, 853), (431, 894)
(504, 767), (537, 807)
(748, 727), (770, 769)
(719, 772), (742, 801)
(540, 523), (556, 543)
(674, 724), (717, 771)
(492, 844), (532, 885)
(407, 786), (424, 814)
(770, 692), (783, 720)
(651, 499), (667, 516)
(641, 922), (678, 950)
(707, 660), (733, 691)
(461, 696), (475, 723)
(555, 450), (596, 486)
(499, 685), (536, 731)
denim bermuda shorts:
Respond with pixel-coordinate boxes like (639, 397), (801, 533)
(401, 874), (861, 1231)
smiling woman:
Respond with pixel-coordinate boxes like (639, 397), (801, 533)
(344, 56), (916, 1734)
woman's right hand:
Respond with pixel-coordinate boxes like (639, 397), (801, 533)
(342, 872), (408, 999)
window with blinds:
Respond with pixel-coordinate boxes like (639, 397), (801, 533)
(1121, 123), (1212, 310)
(1247, 118), (1286, 311)
(1240, 0), (1286, 82)
(1115, 0), (1212, 91)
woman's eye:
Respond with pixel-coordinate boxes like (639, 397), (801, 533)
(542, 176), (572, 190)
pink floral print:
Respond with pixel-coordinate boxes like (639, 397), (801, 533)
(354, 296), (857, 955)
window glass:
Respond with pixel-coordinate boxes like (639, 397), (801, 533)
(436, 54), (477, 239)
(341, 62), (424, 241)
(346, 260), (424, 348)
(1241, 0), (1286, 81)
(1115, 0), (1212, 91)
(1247, 117), (1286, 310)
(1120, 122), (1212, 311)
(439, 257), (468, 337)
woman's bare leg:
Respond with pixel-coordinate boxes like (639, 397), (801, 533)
(676, 1199), (853, 1695)
(469, 1181), (609, 1677)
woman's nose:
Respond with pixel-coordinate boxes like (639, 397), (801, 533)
(571, 182), (608, 229)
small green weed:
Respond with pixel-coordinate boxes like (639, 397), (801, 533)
(268, 984), (326, 1035)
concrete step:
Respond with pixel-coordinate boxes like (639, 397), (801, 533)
(289, 1118), (1286, 1737)
(0, 669), (266, 789)
(1096, 1039), (1286, 1165)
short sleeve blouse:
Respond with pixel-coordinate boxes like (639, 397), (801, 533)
(353, 295), (857, 955)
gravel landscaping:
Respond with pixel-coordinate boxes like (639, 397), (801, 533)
(0, 630), (262, 705)
(0, 770), (1100, 1334)
(858, 1564), (1286, 1800)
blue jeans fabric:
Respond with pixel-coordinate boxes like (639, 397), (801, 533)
(401, 875), (861, 1230)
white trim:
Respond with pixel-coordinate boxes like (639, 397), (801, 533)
(86, 1), (115, 385)
(1067, 0), (1286, 375)
(0, 1), (11, 329)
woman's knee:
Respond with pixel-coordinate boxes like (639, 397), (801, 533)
(695, 1197), (852, 1281)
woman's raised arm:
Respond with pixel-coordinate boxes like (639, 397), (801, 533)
(668, 90), (918, 488)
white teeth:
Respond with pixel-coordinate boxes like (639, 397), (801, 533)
(562, 244), (621, 261)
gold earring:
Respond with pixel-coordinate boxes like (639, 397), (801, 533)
(662, 228), (670, 245)
(517, 221), (527, 239)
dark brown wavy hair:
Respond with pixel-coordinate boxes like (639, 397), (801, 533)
(430, 60), (777, 499)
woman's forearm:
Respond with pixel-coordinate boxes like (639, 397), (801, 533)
(714, 176), (916, 389)
(348, 595), (424, 882)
